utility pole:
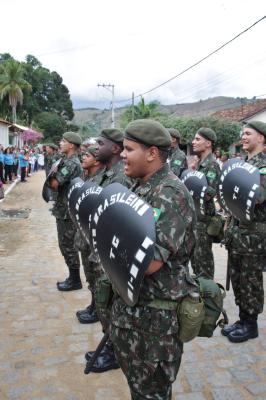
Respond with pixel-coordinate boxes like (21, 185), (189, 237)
(132, 92), (135, 121)
(97, 83), (115, 128)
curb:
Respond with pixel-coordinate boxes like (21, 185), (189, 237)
(0, 178), (19, 203)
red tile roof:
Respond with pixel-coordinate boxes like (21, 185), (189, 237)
(212, 99), (266, 122)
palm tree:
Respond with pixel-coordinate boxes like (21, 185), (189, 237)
(0, 60), (31, 123)
(121, 97), (162, 127)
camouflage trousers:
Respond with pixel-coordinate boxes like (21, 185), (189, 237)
(56, 219), (80, 270)
(110, 326), (182, 400)
(94, 270), (113, 332)
(80, 251), (98, 292)
(190, 221), (214, 279)
(229, 251), (264, 317)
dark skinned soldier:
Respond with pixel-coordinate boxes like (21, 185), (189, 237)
(84, 128), (132, 372)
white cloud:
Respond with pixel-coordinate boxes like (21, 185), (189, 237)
(1, 0), (266, 108)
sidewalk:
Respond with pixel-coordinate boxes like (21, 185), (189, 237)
(0, 171), (266, 400)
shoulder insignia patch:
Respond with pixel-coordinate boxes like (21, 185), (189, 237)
(259, 167), (266, 174)
(206, 171), (216, 180)
(153, 208), (161, 222)
(174, 160), (182, 166)
(61, 167), (69, 176)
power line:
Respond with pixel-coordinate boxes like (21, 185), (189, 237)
(115, 16), (266, 104)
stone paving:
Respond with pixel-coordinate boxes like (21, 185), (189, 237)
(0, 171), (266, 400)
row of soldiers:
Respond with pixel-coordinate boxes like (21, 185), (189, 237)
(45, 120), (266, 400)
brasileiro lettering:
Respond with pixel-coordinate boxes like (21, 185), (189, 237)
(220, 162), (256, 183)
(182, 170), (204, 182)
(67, 181), (84, 200)
(93, 192), (149, 225)
(75, 186), (102, 211)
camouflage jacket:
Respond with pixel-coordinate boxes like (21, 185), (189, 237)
(169, 146), (188, 177)
(52, 154), (83, 220)
(197, 153), (220, 220)
(226, 152), (266, 254)
(96, 159), (132, 189)
(112, 164), (199, 334)
(246, 152), (266, 220)
(45, 153), (62, 176)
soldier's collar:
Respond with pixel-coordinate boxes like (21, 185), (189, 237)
(136, 164), (170, 194)
(199, 152), (214, 167)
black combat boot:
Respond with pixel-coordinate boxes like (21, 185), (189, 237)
(228, 314), (258, 343)
(76, 297), (99, 324)
(57, 269), (82, 291)
(221, 320), (242, 336)
(76, 304), (92, 318)
(85, 341), (120, 372)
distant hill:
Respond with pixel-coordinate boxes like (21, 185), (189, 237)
(72, 96), (254, 135)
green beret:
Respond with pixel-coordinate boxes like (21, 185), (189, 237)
(100, 128), (123, 143)
(168, 128), (181, 140)
(85, 145), (98, 158)
(124, 119), (171, 150)
(63, 131), (82, 145)
(245, 121), (266, 137)
(197, 127), (217, 143)
(46, 143), (58, 150)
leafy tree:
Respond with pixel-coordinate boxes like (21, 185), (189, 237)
(4, 54), (75, 125)
(34, 111), (67, 143)
(78, 124), (96, 140)
(66, 122), (79, 132)
(120, 97), (162, 127)
(0, 59), (31, 122)
(0, 53), (13, 63)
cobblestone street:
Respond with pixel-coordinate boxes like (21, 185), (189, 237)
(0, 171), (266, 400)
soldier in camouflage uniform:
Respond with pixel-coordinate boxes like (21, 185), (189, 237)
(49, 132), (84, 291)
(44, 143), (59, 176)
(190, 127), (220, 279)
(85, 128), (132, 372)
(168, 128), (188, 177)
(75, 146), (104, 324)
(110, 119), (198, 400)
(221, 121), (266, 342)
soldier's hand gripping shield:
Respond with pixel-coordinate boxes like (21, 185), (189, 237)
(67, 177), (85, 224)
(181, 169), (208, 217)
(89, 183), (156, 306)
(218, 158), (260, 224)
(42, 158), (62, 202)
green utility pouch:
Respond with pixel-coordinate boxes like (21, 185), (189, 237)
(196, 277), (227, 337)
(94, 278), (112, 308)
(178, 296), (205, 343)
(207, 214), (225, 243)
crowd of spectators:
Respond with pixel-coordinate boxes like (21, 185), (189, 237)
(0, 144), (45, 185)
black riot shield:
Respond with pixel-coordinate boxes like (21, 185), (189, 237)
(181, 169), (208, 217)
(75, 180), (103, 247)
(67, 177), (85, 223)
(218, 158), (260, 223)
(90, 183), (156, 306)
(42, 158), (62, 202)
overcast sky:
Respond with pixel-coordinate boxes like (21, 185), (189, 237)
(1, 0), (266, 110)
